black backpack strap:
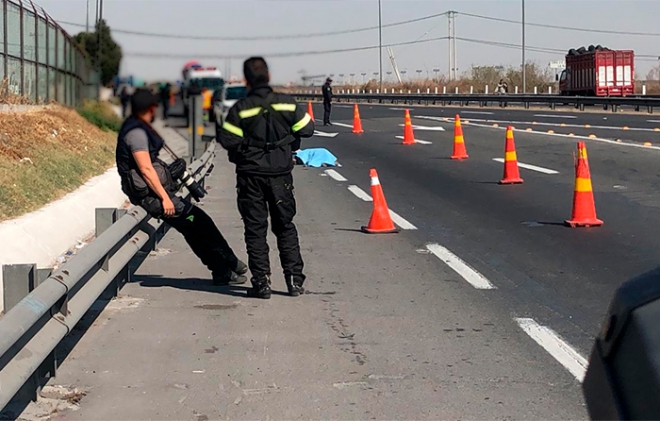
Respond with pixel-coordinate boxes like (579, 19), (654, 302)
(243, 93), (297, 151)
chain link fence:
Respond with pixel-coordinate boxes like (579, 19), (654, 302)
(0, 0), (98, 106)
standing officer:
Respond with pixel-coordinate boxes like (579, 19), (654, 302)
(117, 88), (247, 285)
(322, 77), (333, 126)
(217, 57), (314, 299)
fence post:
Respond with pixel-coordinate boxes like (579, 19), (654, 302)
(515, 86), (519, 94)
(455, 87), (459, 94)
(549, 86), (552, 94)
(534, 86), (538, 95)
(443, 86), (447, 94)
(435, 87), (438, 94)
(400, 89), (403, 94)
(470, 86), (474, 94)
(96, 208), (130, 299)
(643, 85), (647, 96)
(485, 85), (489, 94)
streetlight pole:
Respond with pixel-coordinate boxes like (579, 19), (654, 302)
(522, 0), (526, 94)
(86, 0), (89, 32)
(378, 0), (383, 92)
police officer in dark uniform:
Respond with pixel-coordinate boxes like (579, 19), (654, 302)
(322, 77), (333, 126)
(218, 57), (314, 299)
(116, 89), (247, 285)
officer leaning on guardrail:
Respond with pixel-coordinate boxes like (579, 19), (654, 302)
(217, 57), (314, 299)
(116, 88), (248, 286)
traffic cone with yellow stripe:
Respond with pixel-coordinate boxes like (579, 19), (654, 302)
(353, 104), (364, 134)
(565, 142), (603, 227)
(307, 101), (315, 122)
(402, 109), (415, 145)
(451, 114), (469, 159)
(361, 169), (399, 234)
(499, 126), (524, 184)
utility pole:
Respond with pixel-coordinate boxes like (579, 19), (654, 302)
(86, 0), (89, 32)
(522, 0), (526, 94)
(378, 0), (383, 91)
(452, 11), (457, 80)
(96, 0), (103, 95)
(448, 12), (452, 80)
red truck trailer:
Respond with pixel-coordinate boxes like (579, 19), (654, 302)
(559, 48), (634, 96)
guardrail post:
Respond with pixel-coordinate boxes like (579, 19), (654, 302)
(643, 85), (647, 96)
(484, 85), (488, 94)
(515, 86), (518, 94)
(435, 87), (438, 94)
(455, 87), (459, 94)
(426, 88), (430, 94)
(534, 87), (538, 95)
(648, 106), (653, 114)
(96, 208), (130, 299)
(612, 104), (618, 113)
(470, 86), (474, 94)
(549, 87), (552, 94)
(443, 86), (447, 94)
(2, 264), (36, 313)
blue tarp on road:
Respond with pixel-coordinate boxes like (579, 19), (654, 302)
(294, 148), (340, 167)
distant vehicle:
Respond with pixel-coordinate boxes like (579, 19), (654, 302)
(558, 46), (634, 96)
(212, 83), (247, 125)
(181, 63), (224, 119)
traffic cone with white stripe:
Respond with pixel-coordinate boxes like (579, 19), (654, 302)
(402, 109), (415, 145)
(499, 126), (524, 184)
(565, 142), (603, 227)
(361, 169), (399, 234)
(451, 114), (469, 159)
(307, 101), (315, 122)
(353, 104), (364, 134)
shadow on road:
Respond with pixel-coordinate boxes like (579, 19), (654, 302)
(135, 275), (292, 298)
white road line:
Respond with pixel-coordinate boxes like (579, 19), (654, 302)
(313, 130), (339, 138)
(515, 318), (588, 382)
(347, 185), (417, 230)
(533, 114), (578, 119)
(324, 169), (347, 182)
(398, 124), (446, 131)
(395, 135), (432, 145)
(332, 122), (354, 129)
(348, 185), (373, 202)
(388, 210), (417, 230)
(647, 119), (660, 123)
(389, 107), (409, 111)
(425, 244), (495, 290)
(461, 111), (494, 115)
(492, 158), (559, 174)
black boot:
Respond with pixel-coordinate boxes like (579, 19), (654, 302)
(213, 271), (248, 286)
(248, 276), (271, 299)
(233, 260), (248, 275)
(286, 275), (306, 297)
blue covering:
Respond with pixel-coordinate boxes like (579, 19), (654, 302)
(294, 148), (340, 167)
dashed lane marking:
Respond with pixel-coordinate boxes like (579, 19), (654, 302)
(394, 135), (432, 145)
(347, 185), (417, 230)
(332, 122), (354, 129)
(515, 318), (588, 382)
(461, 111), (494, 115)
(426, 243), (495, 290)
(533, 114), (578, 119)
(398, 124), (446, 131)
(492, 158), (559, 174)
(324, 169), (347, 182)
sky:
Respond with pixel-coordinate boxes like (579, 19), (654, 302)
(35, 0), (660, 84)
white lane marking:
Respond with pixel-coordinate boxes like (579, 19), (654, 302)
(313, 130), (339, 138)
(395, 135), (432, 145)
(334, 105), (354, 109)
(324, 169), (347, 181)
(332, 122), (354, 129)
(461, 111), (494, 115)
(398, 124), (445, 131)
(348, 185), (373, 202)
(388, 210), (417, 230)
(492, 158), (559, 174)
(347, 185), (417, 230)
(390, 107), (408, 111)
(533, 114), (578, 119)
(426, 244), (495, 290)
(515, 318), (588, 382)
(647, 119), (660, 123)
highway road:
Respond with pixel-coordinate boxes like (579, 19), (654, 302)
(306, 102), (660, 361)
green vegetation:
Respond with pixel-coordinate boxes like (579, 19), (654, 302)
(77, 100), (123, 132)
(73, 19), (123, 86)
(0, 105), (118, 221)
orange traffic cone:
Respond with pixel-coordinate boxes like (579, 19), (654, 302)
(307, 101), (315, 122)
(352, 104), (364, 134)
(169, 93), (175, 106)
(361, 169), (399, 234)
(451, 114), (469, 159)
(566, 142), (603, 228)
(402, 109), (415, 145)
(499, 126), (524, 184)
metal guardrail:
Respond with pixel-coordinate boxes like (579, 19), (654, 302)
(0, 142), (216, 411)
(294, 93), (660, 114)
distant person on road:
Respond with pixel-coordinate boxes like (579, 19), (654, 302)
(218, 57), (315, 299)
(116, 89), (248, 286)
(159, 83), (171, 120)
(496, 79), (508, 94)
(322, 77), (333, 126)
(120, 86), (131, 118)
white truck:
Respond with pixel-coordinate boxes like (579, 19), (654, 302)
(212, 83), (248, 126)
(182, 65), (224, 120)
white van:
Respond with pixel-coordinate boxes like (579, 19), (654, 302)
(213, 83), (248, 125)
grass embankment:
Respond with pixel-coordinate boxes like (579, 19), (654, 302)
(0, 102), (122, 221)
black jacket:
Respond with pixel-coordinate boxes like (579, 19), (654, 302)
(217, 85), (314, 175)
(322, 83), (333, 103)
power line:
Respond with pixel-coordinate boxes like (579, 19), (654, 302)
(457, 37), (565, 55)
(123, 36), (449, 60)
(458, 11), (660, 37)
(58, 11), (448, 41)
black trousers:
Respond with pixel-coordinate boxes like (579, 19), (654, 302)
(236, 173), (304, 280)
(121, 101), (129, 118)
(323, 101), (332, 125)
(164, 200), (238, 277)
(161, 101), (169, 120)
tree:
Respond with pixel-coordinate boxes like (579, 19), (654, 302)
(73, 19), (122, 86)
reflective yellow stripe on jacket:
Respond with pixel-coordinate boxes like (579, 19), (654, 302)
(222, 121), (243, 137)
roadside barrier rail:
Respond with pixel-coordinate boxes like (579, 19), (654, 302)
(0, 142), (216, 410)
(293, 92), (660, 114)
